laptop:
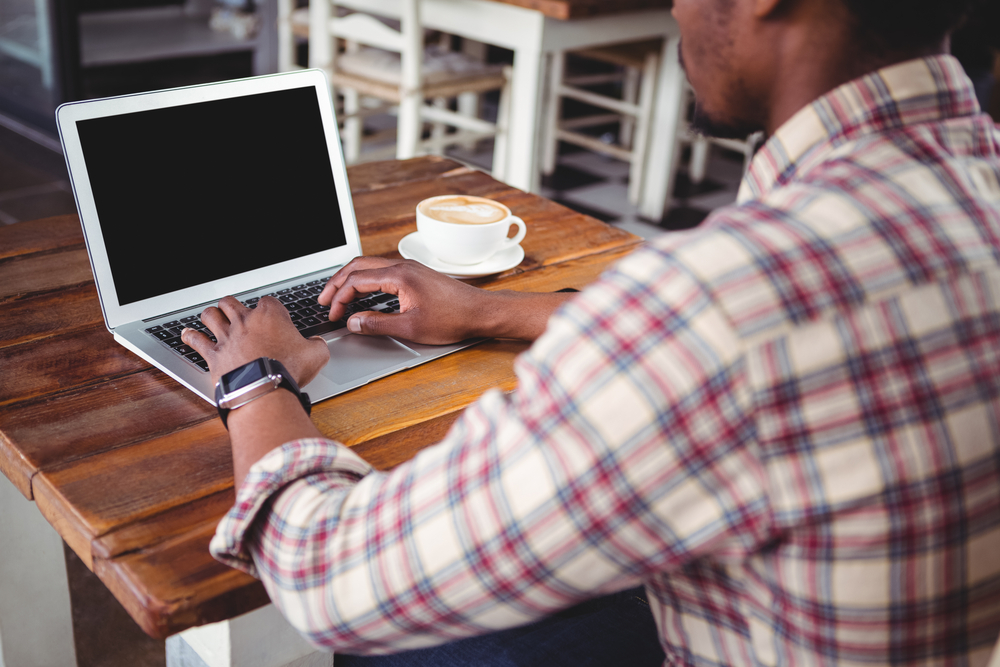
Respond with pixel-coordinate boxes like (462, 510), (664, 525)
(56, 69), (474, 406)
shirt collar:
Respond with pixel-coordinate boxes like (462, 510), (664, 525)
(737, 54), (981, 203)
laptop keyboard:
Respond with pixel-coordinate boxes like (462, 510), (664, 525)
(143, 277), (400, 372)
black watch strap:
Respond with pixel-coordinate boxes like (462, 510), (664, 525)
(215, 358), (311, 429)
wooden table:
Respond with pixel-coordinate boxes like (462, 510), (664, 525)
(0, 156), (641, 666)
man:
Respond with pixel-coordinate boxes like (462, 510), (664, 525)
(183, 0), (1000, 663)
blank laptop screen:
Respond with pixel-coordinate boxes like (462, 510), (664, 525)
(76, 85), (346, 306)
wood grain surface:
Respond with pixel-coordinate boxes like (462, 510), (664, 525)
(0, 156), (642, 638)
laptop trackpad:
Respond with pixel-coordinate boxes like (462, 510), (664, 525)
(322, 335), (419, 385)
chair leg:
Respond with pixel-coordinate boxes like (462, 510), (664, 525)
(540, 51), (565, 177)
(620, 65), (640, 151)
(429, 97), (448, 155)
(490, 65), (513, 182)
(689, 135), (710, 185)
(626, 49), (659, 206)
(458, 39), (488, 149)
(341, 89), (363, 164)
(277, 0), (293, 72)
(397, 93), (422, 160)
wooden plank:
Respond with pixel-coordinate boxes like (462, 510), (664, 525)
(0, 214), (83, 262)
(92, 489), (236, 561)
(311, 339), (527, 445)
(33, 420), (232, 567)
(345, 155), (471, 193)
(0, 283), (103, 350)
(0, 322), (150, 408)
(0, 370), (213, 499)
(93, 523), (269, 639)
(0, 248), (94, 302)
(349, 410), (466, 471)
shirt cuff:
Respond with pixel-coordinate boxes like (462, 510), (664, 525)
(210, 437), (373, 577)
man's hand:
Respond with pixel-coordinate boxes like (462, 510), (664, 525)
(318, 257), (576, 344)
(180, 296), (329, 486)
(181, 295), (330, 387)
(318, 257), (494, 344)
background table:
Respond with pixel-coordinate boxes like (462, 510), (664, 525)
(0, 156), (642, 666)
(305, 0), (682, 220)
(429, 0), (682, 220)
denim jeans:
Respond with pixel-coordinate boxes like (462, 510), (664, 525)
(335, 587), (665, 667)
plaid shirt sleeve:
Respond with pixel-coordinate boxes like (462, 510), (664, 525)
(210, 239), (775, 655)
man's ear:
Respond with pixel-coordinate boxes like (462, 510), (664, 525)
(754, 0), (788, 18)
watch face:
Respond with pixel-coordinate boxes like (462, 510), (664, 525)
(221, 358), (270, 393)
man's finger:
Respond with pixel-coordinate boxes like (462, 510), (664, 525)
(319, 257), (402, 305)
(199, 305), (229, 336)
(326, 268), (404, 321)
(216, 295), (249, 321)
(181, 327), (213, 354)
(347, 310), (411, 340)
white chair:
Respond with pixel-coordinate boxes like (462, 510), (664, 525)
(277, 0), (309, 73)
(306, 0), (511, 176)
(542, 41), (763, 217)
(541, 39), (662, 206)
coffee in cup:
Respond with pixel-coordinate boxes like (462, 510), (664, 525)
(416, 195), (527, 265)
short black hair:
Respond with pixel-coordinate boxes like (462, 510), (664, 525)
(840, 0), (984, 53)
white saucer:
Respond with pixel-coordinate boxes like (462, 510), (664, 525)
(398, 232), (524, 278)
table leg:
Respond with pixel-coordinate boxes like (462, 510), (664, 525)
(0, 474), (78, 667)
(638, 34), (686, 221)
(500, 17), (546, 194)
(166, 603), (333, 667)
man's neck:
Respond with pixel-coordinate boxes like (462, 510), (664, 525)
(757, 9), (948, 134)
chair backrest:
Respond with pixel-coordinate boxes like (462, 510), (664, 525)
(308, 0), (422, 92)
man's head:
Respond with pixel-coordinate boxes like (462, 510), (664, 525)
(674, 0), (982, 139)
(841, 0), (982, 57)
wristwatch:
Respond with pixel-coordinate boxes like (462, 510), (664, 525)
(214, 357), (311, 429)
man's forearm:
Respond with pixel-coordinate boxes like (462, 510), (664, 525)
(470, 290), (576, 341)
(227, 389), (324, 485)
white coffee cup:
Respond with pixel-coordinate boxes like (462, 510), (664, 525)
(416, 195), (527, 266)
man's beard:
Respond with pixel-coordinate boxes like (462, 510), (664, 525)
(678, 38), (764, 141)
(689, 102), (761, 141)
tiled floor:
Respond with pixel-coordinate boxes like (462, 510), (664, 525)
(0, 96), (742, 666)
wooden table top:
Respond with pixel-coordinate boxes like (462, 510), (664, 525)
(489, 0), (669, 20)
(0, 156), (642, 639)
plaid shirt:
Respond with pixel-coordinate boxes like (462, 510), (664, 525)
(212, 55), (1000, 665)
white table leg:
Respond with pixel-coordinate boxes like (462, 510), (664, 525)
(166, 603), (333, 667)
(0, 474), (78, 667)
(638, 33), (686, 221)
(499, 17), (546, 193)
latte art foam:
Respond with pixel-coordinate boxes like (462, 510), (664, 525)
(419, 195), (508, 225)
